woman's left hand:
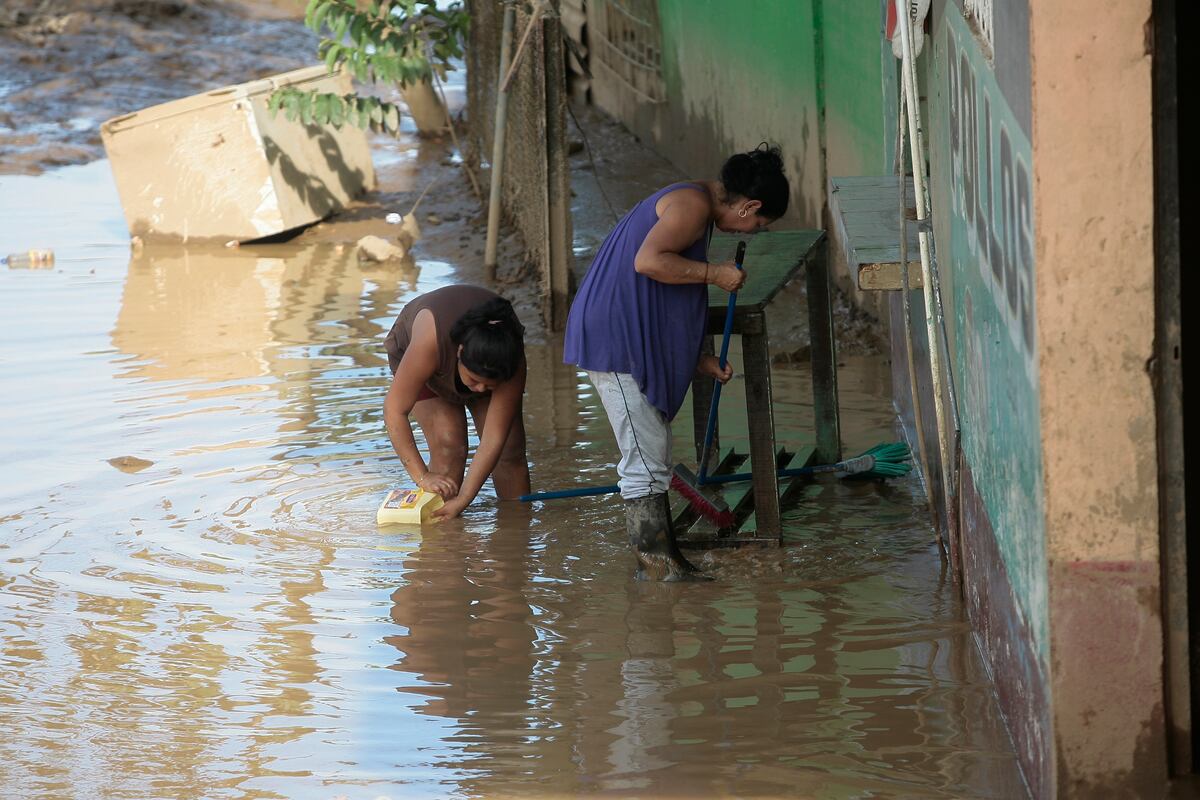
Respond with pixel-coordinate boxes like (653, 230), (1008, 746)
(697, 354), (733, 384)
(432, 495), (469, 521)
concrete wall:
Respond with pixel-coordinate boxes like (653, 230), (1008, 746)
(1029, 0), (1167, 794)
(590, 0), (892, 231)
(925, 2), (1051, 791)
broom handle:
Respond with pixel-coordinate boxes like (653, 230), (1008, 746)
(521, 458), (853, 501)
(697, 240), (746, 482)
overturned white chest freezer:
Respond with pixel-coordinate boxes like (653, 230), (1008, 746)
(101, 65), (376, 242)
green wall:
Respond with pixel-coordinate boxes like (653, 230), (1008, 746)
(650, 0), (891, 227)
(929, 2), (1047, 663)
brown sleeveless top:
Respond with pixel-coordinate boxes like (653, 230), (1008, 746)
(385, 284), (500, 404)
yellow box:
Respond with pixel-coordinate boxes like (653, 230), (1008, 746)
(376, 487), (444, 525)
(101, 65), (376, 242)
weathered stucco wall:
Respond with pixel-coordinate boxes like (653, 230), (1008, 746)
(656, 0), (824, 225)
(925, 1), (1050, 792)
(590, 0), (890, 231)
(1029, 0), (1166, 794)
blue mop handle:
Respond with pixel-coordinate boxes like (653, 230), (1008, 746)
(519, 484), (620, 502)
(697, 240), (746, 482)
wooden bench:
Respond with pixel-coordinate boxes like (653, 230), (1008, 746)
(678, 230), (839, 546)
(828, 176), (924, 291)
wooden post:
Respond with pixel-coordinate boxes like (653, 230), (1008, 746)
(805, 237), (841, 464)
(741, 312), (781, 539)
(543, 0), (573, 330)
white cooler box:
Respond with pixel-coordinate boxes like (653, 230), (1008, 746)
(101, 65), (376, 242)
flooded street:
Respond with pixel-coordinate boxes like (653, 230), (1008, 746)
(0, 160), (1027, 797)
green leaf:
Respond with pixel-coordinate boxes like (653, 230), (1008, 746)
(284, 91), (301, 122)
(311, 1), (331, 33)
(329, 94), (346, 126)
(303, 0), (321, 28)
(324, 42), (341, 72)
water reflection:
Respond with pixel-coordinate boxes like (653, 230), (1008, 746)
(0, 231), (1027, 797)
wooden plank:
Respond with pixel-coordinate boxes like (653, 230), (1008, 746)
(705, 230), (824, 312)
(719, 448), (796, 537)
(828, 175), (927, 293)
(858, 260), (924, 290)
(777, 446), (819, 508)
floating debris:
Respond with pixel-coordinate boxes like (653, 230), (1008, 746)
(107, 455), (154, 473)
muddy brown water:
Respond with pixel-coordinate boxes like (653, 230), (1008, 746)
(0, 162), (1026, 798)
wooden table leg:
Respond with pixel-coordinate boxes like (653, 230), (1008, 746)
(741, 312), (781, 539)
(805, 238), (842, 464)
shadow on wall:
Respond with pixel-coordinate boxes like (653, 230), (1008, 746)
(262, 124), (368, 220)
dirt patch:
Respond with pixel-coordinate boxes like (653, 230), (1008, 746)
(0, 0), (313, 174)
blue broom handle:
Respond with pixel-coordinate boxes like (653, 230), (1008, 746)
(520, 462), (833, 501)
(697, 240), (746, 483)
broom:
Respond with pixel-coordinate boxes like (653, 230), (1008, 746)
(668, 241), (746, 527)
(519, 442), (912, 502)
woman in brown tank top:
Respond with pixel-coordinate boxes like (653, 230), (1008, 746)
(382, 285), (528, 519)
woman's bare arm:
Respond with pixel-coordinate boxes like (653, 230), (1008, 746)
(382, 310), (457, 497)
(633, 189), (744, 292)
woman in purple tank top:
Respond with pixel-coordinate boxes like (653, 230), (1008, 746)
(564, 144), (791, 580)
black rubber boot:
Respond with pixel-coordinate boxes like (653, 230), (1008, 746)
(625, 493), (708, 581)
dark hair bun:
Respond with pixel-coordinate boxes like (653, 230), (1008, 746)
(450, 296), (525, 382)
(720, 142), (789, 219)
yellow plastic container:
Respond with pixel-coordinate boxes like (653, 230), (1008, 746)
(376, 487), (444, 525)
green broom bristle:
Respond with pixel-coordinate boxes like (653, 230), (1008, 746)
(854, 441), (912, 479)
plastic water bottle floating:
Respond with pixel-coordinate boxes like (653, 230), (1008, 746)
(4, 249), (55, 268)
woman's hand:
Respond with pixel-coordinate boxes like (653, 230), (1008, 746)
(697, 354), (733, 384)
(418, 472), (459, 498)
(710, 261), (747, 293)
(431, 495), (469, 521)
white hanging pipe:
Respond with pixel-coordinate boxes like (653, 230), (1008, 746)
(484, 3), (517, 274)
(896, 8), (957, 559)
(897, 77), (943, 556)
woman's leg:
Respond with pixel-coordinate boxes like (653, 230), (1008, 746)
(410, 395), (469, 488)
(585, 371), (671, 499)
(466, 394), (531, 499)
(586, 371), (703, 581)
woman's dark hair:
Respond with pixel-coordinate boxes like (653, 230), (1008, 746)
(450, 296), (525, 381)
(719, 142), (789, 220)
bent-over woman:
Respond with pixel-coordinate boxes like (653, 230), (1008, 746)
(383, 285), (529, 520)
(563, 144), (790, 579)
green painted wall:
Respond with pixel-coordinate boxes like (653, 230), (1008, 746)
(650, 0), (890, 227)
(928, 2), (1047, 664)
(820, 2), (893, 177)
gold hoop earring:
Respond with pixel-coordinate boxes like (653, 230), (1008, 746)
(738, 207), (748, 218)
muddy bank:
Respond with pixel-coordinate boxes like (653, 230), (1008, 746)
(0, 0), (311, 174)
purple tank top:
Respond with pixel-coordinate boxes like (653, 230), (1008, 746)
(563, 182), (711, 420)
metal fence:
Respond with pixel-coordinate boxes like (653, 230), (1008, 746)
(467, 0), (572, 330)
(590, 0), (665, 103)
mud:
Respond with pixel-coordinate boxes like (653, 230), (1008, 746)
(0, 0), (310, 174)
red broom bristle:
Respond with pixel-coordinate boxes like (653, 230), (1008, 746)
(670, 473), (735, 528)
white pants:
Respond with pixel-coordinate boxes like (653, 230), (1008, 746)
(587, 371), (672, 500)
